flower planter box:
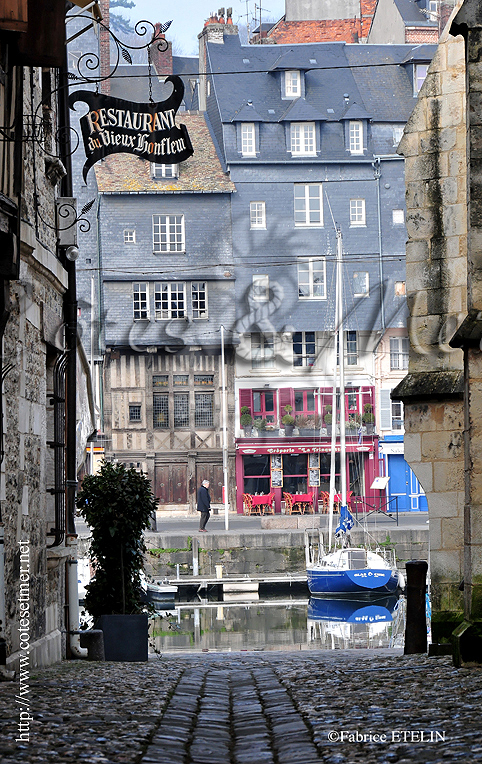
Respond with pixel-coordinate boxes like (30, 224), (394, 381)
(95, 614), (148, 662)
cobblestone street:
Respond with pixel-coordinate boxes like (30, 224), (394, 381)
(1, 650), (481, 763)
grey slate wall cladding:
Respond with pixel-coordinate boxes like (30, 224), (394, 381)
(203, 33), (433, 336)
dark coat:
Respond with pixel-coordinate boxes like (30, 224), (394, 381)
(197, 485), (211, 512)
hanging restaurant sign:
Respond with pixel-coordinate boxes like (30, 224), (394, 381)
(69, 75), (193, 182)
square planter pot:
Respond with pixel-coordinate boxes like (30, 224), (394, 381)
(95, 614), (148, 662)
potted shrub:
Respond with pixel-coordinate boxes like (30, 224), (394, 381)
(323, 406), (333, 435)
(254, 417), (267, 436)
(296, 415), (315, 436)
(362, 403), (375, 434)
(265, 421), (280, 436)
(281, 405), (295, 436)
(76, 461), (158, 661)
(240, 405), (253, 436)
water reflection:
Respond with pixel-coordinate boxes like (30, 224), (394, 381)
(150, 594), (406, 653)
(308, 595), (405, 650)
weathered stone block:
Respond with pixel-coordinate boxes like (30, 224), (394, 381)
(407, 289), (428, 317)
(404, 432), (422, 462)
(424, 489), (461, 517)
(406, 238), (430, 263)
(405, 209), (436, 240)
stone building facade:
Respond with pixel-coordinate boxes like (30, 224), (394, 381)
(0, 3), (94, 671)
(394, 13), (467, 642)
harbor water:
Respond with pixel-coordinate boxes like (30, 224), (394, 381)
(150, 593), (407, 653)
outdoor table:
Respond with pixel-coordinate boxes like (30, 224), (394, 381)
(243, 493), (275, 515)
(283, 492), (314, 514)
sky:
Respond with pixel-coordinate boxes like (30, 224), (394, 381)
(120, 0), (287, 56)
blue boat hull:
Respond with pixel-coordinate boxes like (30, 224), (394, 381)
(307, 567), (401, 596)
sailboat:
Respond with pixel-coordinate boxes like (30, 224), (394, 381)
(306, 224), (403, 597)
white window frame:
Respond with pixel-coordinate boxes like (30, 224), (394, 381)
(414, 64), (428, 94)
(252, 275), (269, 302)
(349, 121), (363, 154)
(346, 330), (358, 366)
(241, 123), (256, 156)
(124, 229), (136, 244)
(152, 163), (179, 179)
(251, 333), (275, 369)
(380, 389), (404, 431)
(353, 271), (369, 297)
(393, 125), (404, 146)
(294, 184), (323, 227)
(290, 122), (316, 156)
(191, 281), (208, 319)
(297, 258), (326, 300)
(154, 282), (186, 319)
(390, 336), (409, 370)
(392, 209), (405, 225)
(350, 198), (366, 227)
(153, 214), (185, 253)
(250, 201), (266, 229)
(292, 331), (316, 368)
(133, 282), (149, 321)
(284, 70), (300, 98)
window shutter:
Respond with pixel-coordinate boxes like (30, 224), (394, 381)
(380, 390), (392, 430)
(239, 389), (253, 415)
(278, 388), (294, 418)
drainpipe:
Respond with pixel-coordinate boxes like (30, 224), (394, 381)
(372, 156), (385, 333)
(66, 535), (87, 658)
(58, 50), (87, 659)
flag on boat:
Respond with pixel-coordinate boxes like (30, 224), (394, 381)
(336, 504), (354, 534)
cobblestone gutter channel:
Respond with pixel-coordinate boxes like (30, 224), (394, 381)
(1, 651), (481, 763)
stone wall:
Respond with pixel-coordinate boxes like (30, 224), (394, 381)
(395, 25), (467, 638)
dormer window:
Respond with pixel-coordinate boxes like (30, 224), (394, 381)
(290, 122), (316, 156)
(284, 70), (300, 98)
(241, 123), (256, 156)
(349, 121), (363, 154)
(414, 64), (428, 94)
(152, 163), (179, 179)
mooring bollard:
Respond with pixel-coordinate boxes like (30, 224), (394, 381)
(404, 560), (428, 655)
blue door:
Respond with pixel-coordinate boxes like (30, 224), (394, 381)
(387, 454), (409, 511)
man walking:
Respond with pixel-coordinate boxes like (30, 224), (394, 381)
(197, 479), (211, 532)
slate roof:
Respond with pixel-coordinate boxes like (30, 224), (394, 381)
(109, 56), (198, 110)
(394, 0), (437, 26)
(94, 112), (235, 193)
(206, 34), (436, 125)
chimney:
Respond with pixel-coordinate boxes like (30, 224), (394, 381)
(150, 24), (173, 77)
(99, 0), (110, 94)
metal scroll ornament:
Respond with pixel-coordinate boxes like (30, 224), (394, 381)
(69, 75), (194, 182)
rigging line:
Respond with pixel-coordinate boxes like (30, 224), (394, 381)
(324, 189), (338, 236)
(103, 60), (412, 82)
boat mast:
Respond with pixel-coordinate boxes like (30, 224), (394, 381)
(336, 225), (347, 515)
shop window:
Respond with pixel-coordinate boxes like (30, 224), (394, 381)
(253, 389), (276, 423)
(243, 454), (270, 495)
(282, 453), (308, 494)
